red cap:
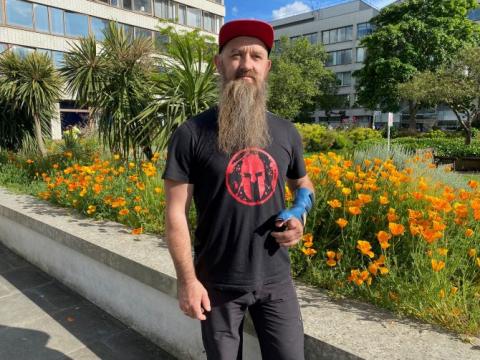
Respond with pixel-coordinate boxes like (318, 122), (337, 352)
(219, 19), (274, 53)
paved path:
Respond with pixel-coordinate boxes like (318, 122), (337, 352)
(0, 243), (176, 360)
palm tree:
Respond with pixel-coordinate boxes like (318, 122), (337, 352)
(0, 51), (62, 157)
(61, 22), (156, 160)
(133, 26), (218, 151)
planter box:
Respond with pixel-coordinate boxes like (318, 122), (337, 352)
(0, 188), (479, 360)
(454, 157), (480, 171)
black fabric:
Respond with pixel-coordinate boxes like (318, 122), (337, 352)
(201, 278), (305, 360)
(163, 107), (306, 291)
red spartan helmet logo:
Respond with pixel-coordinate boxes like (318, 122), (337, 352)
(240, 153), (266, 200)
(226, 148), (278, 206)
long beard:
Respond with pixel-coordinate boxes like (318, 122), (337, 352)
(217, 79), (271, 154)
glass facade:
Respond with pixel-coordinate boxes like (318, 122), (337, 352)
(322, 25), (353, 44)
(336, 71), (352, 87)
(203, 12), (215, 33)
(49, 7), (64, 35)
(34, 4), (49, 33)
(91, 17), (109, 41)
(135, 27), (152, 39)
(178, 5), (186, 25)
(187, 7), (201, 28)
(11, 44), (34, 58)
(357, 22), (374, 39)
(326, 49), (352, 66)
(356, 47), (365, 63)
(52, 51), (64, 68)
(469, 8), (480, 21)
(134, 0), (152, 14)
(0, 43), (7, 53)
(6, 0), (33, 29)
(65, 12), (89, 37)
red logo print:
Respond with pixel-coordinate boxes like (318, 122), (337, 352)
(226, 148), (278, 206)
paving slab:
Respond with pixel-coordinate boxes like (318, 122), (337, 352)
(0, 244), (176, 360)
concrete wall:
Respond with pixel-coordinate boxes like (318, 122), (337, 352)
(0, 187), (479, 360)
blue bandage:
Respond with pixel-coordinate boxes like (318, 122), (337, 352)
(277, 188), (314, 224)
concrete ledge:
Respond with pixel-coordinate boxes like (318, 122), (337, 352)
(0, 187), (479, 359)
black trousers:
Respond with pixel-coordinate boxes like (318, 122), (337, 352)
(200, 278), (305, 360)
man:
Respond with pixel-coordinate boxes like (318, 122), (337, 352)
(163, 19), (314, 360)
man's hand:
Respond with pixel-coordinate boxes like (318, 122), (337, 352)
(177, 279), (211, 320)
(271, 217), (304, 247)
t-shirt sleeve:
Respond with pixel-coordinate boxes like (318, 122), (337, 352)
(162, 123), (196, 184)
(287, 124), (307, 180)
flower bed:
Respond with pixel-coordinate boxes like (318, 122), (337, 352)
(1, 147), (479, 335)
(296, 151), (480, 335)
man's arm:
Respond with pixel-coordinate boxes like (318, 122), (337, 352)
(164, 179), (210, 320)
(271, 175), (315, 247)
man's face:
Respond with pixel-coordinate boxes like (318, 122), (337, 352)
(215, 36), (271, 85)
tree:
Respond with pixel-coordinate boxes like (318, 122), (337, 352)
(0, 51), (62, 156)
(354, 0), (480, 131)
(399, 47), (480, 144)
(268, 36), (338, 121)
(62, 22), (156, 159)
(133, 25), (218, 151)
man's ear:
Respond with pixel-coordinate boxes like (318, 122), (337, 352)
(267, 59), (272, 72)
(214, 54), (222, 73)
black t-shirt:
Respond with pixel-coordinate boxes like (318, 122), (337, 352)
(163, 107), (306, 291)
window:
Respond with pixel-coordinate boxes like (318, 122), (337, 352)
(154, 0), (168, 18)
(0, 44), (7, 53)
(123, 0), (133, 10)
(122, 23), (134, 38)
(304, 32), (317, 44)
(321, 26), (353, 44)
(178, 5), (186, 25)
(111, 0), (120, 6)
(65, 12), (88, 37)
(168, 1), (176, 20)
(91, 17), (109, 41)
(6, 0), (33, 29)
(469, 8), (480, 21)
(203, 12), (215, 33)
(52, 51), (64, 68)
(187, 7), (201, 28)
(49, 8), (64, 35)
(135, 27), (152, 40)
(326, 49), (352, 66)
(11, 45), (34, 58)
(134, 0), (152, 14)
(215, 16), (223, 34)
(34, 4), (49, 33)
(336, 72), (352, 87)
(357, 22), (374, 39)
(0, 1), (3, 24)
(154, 32), (169, 51)
(356, 47), (365, 62)
(337, 94), (350, 109)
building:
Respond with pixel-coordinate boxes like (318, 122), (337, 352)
(270, 0), (480, 130)
(0, 0), (225, 138)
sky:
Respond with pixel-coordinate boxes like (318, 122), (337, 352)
(225, 0), (398, 22)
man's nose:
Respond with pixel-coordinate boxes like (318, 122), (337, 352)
(239, 54), (254, 71)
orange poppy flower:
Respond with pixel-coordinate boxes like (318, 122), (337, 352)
(336, 218), (348, 229)
(389, 222), (405, 236)
(357, 240), (374, 258)
(431, 259), (445, 272)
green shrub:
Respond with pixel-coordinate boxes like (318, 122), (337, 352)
(346, 127), (382, 144)
(392, 137), (480, 158)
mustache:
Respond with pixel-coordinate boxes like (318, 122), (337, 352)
(234, 69), (258, 80)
